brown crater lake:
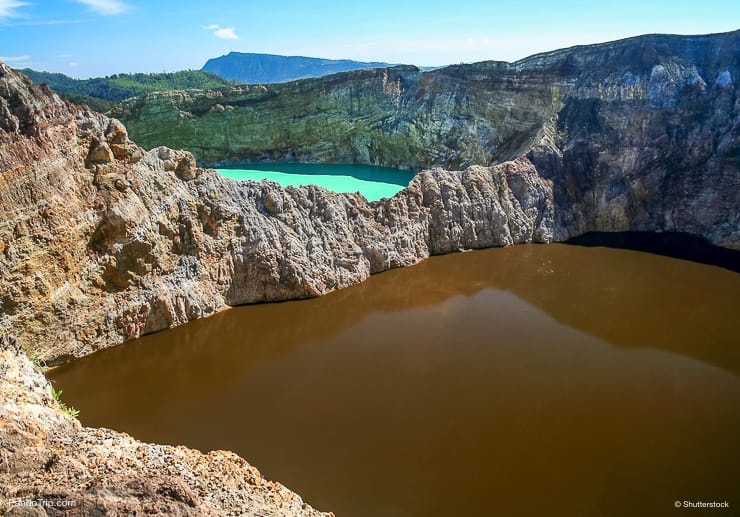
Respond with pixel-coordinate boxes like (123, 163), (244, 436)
(49, 244), (740, 516)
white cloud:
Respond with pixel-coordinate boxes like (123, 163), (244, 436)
(203, 23), (239, 40)
(0, 0), (30, 19)
(73, 0), (129, 15)
(214, 27), (238, 40)
(0, 54), (31, 63)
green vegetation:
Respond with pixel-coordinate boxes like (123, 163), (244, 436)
(57, 93), (116, 113)
(51, 386), (80, 418)
(29, 350), (47, 369)
(19, 69), (236, 111)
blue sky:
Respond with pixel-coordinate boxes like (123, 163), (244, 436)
(0, 0), (738, 78)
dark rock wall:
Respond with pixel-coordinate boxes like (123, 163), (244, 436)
(112, 32), (739, 248)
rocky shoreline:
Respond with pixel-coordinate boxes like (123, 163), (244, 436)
(0, 335), (331, 516)
(1, 59), (561, 365)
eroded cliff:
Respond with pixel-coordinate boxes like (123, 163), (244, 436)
(0, 60), (554, 365)
(114, 30), (740, 250)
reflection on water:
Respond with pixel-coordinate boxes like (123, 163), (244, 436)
(49, 244), (740, 516)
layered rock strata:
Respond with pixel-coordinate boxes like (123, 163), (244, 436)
(114, 30), (740, 251)
(0, 60), (555, 364)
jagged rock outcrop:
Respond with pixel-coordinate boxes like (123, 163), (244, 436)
(113, 30), (740, 250)
(0, 60), (555, 364)
(0, 335), (330, 516)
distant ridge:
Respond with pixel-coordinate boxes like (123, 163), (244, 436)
(17, 69), (233, 111)
(202, 52), (394, 84)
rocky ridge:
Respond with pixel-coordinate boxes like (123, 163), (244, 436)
(0, 59), (555, 364)
(0, 335), (330, 516)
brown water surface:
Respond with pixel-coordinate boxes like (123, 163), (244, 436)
(49, 244), (740, 516)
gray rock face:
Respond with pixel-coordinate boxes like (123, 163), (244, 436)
(114, 30), (740, 250)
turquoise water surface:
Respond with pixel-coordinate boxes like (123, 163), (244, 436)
(216, 163), (415, 202)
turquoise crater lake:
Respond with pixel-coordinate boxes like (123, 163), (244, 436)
(216, 163), (415, 201)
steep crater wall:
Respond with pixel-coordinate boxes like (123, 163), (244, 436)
(0, 61), (554, 364)
(113, 31), (740, 250)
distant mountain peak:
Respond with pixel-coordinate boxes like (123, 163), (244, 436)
(201, 52), (395, 84)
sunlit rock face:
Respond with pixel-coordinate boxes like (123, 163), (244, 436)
(0, 62), (554, 364)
